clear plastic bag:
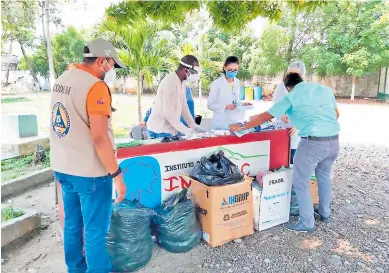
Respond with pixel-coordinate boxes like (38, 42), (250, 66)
(107, 200), (155, 272)
(152, 189), (202, 253)
(189, 150), (243, 186)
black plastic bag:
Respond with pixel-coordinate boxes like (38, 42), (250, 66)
(195, 115), (202, 125)
(152, 189), (202, 253)
(161, 135), (183, 143)
(189, 150), (243, 186)
(107, 200), (155, 272)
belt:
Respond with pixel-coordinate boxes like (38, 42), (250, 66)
(301, 135), (339, 141)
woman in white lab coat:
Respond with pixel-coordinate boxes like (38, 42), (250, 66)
(207, 56), (251, 130)
(273, 61), (306, 164)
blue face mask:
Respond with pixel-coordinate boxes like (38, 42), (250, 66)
(226, 71), (238, 79)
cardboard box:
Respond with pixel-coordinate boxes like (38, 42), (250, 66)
(255, 170), (293, 231)
(190, 176), (254, 247)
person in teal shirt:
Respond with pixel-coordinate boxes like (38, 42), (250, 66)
(230, 73), (340, 233)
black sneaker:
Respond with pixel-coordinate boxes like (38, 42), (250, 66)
(314, 208), (330, 223)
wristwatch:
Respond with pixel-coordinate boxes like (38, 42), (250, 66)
(109, 167), (122, 178)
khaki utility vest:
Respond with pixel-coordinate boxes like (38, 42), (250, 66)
(50, 67), (115, 177)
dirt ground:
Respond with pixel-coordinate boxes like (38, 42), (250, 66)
(1, 95), (389, 273)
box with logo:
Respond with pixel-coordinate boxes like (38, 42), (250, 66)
(189, 176), (254, 247)
(254, 169), (293, 231)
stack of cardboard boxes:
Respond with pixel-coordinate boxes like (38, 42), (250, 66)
(189, 169), (320, 247)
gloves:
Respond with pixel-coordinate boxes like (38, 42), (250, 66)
(191, 126), (207, 134)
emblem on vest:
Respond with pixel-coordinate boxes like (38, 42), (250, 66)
(51, 102), (70, 138)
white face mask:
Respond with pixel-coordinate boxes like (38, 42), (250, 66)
(101, 60), (116, 83)
(104, 68), (116, 83)
(186, 72), (200, 82)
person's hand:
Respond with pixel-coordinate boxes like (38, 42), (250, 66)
(243, 102), (252, 106)
(281, 115), (290, 124)
(194, 125), (207, 133)
(139, 121), (146, 128)
(225, 104), (237, 110)
(289, 127), (297, 136)
(114, 173), (126, 203)
(190, 126), (206, 134)
(229, 123), (243, 132)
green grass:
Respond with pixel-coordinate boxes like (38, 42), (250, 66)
(1, 151), (50, 182)
(1, 97), (31, 104)
(1, 204), (24, 222)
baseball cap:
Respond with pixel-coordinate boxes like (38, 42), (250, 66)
(83, 38), (125, 68)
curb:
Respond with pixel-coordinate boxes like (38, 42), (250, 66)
(1, 168), (53, 199)
(1, 208), (41, 247)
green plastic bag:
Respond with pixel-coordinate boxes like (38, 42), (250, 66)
(107, 200), (155, 272)
(152, 189), (202, 253)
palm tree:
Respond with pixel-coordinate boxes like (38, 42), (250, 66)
(100, 18), (174, 122)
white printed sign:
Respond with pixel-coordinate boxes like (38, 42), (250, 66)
(117, 141), (270, 208)
(257, 170), (293, 231)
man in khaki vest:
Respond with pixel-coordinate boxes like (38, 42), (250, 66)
(50, 38), (126, 273)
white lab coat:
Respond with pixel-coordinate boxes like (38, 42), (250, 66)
(273, 82), (300, 150)
(273, 83), (292, 128)
(207, 75), (245, 129)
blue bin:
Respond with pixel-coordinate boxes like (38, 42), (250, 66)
(239, 87), (245, 100)
(254, 86), (263, 100)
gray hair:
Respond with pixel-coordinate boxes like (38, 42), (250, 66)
(287, 61), (306, 76)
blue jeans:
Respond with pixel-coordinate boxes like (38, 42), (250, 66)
(292, 138), (340, 228)
(148, 130), (183, 139)
(55, 172), (113, 273)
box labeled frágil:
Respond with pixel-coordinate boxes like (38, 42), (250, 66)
(256, 170), (292, 231)
(190, 176), (254, 247)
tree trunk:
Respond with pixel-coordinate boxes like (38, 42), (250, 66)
(4, 42), (13, 86)
(351, 75), (356, 100)
(286, 13), (297, 64)
(44, 0), (56, 91)
(137, 73), (143, 123)
(41, 2), (47, 44)
(19, 41), (41, 90)
(198, 81), (202, 102)
(122, 76), (127, 94)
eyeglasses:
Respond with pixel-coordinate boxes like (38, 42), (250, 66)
(226, 69), (239, 72)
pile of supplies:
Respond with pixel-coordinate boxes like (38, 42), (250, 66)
(107, 191), (202, 272)
(108, 147), (316, 272)
(232, 121), (276, 137)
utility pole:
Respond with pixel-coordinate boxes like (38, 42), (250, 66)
(44, 0), (56, 91)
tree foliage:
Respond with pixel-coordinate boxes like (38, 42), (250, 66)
(99, 17), (177, 121)
(99, 18), (175, 85)
(28, 27), (85, 78)
(1, 0), (37, 45)
(299, 0), (389, 78)
(248, 25), (289, 76)
(106, 0), (326, 33)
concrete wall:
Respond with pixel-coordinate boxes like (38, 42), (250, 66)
(253, 73), (380, 98)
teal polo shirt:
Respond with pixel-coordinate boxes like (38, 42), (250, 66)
(268, 82), (340, 137)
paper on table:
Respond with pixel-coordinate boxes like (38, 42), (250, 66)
(236, 105), (255, 111)
(233, 128), (255, 137)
